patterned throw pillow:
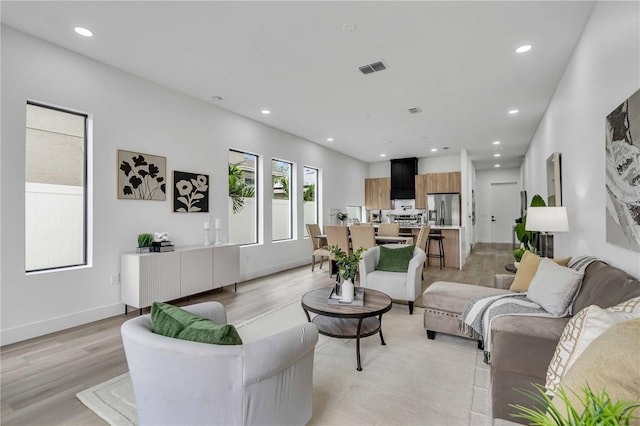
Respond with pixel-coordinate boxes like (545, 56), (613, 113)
(545, 296), (640, 394)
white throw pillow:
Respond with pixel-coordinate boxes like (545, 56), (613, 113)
(545, 297), (640, 395)
(526, 258), (584, 317)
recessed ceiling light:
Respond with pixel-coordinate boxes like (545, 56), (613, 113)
(495, 164), (501, 168)
(516, 44), (532, 54)
(326, 137), (334, 142)
(494, 153), (501, 157)
(74, 27), (93, 37)
(379, 153), (386, 157)
(431, 148), (438, 152)
(493, 140), (501, 145)
(508, 109), (519, 115)
(261, 109), (271, 115)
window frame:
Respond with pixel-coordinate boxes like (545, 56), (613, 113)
(271, 158), (294, 242)
(303, 165), (320, 237)
(228, 149), (260, 246)
(25, 101), (89, 273)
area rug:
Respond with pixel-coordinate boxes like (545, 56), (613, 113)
(77, 302), (489, 425)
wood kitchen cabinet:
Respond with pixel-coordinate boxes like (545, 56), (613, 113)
(437, 172), (461, 193)
(414, 172), (461, 208)
(364, 177), (392, 210)
(415, 174), (428, 209)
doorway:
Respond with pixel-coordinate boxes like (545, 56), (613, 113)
(490, 182), (520, 244)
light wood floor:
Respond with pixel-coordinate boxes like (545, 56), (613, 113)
(0, 242), (512, 425)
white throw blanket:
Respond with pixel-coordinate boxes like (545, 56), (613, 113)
(459, 293), (552, 361)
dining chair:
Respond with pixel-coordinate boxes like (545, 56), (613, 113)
(306, 224), (330, 271)
(378, 223), (400, 237)
(350, 225), (376, 251)
(325, 225), (350, 276)
(414, 225), (431, 278)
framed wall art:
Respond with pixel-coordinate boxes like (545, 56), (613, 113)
(605, 87), (640, 251)
(173, 171), (209, 213)
(117, 150), (166, 200)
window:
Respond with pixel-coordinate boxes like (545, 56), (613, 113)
(303, 166), (319, 236)
(25, 102), (88, 272)
(228, 150), (258, 245)
(272, 159), (293, 241)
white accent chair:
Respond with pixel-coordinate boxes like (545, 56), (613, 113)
(359, 244), (426, 314)
(121, 302), (319, 426)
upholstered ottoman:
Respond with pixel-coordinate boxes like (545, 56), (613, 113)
(422, 281), (512, 344)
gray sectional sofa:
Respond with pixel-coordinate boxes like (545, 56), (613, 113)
(421, 260), (640, 422)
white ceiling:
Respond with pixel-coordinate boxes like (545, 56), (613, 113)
(1, 1), (595, 170)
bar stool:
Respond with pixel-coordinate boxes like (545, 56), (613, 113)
(426, 229), (445, 269)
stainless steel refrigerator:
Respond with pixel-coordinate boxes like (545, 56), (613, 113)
(427, 193), (461, 226)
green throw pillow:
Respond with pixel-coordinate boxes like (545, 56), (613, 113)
(377, 245), (415, 272)
(151, 302), (242, 345)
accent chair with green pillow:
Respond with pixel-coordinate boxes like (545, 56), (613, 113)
(151, 301), (242, 345)
(121, 301), (319, 426)
(359, 244), (426, 314)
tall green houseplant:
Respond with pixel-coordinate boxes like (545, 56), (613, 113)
(515, 194), (546, 254)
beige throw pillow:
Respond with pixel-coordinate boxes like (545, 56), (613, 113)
(545, 296), (640, 395)
(509, 251), (572, 292)
(549, 319), (640, 424)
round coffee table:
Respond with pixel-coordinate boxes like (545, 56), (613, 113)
(301, 287), (392, 371)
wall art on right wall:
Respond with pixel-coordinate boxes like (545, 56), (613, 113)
(605, 87), (640, 251)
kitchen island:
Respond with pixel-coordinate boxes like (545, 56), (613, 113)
(369, 224), (465, 270)
(404, 225), (464, 270)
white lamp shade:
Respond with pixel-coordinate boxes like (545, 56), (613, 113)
(526, 207), (569, 232)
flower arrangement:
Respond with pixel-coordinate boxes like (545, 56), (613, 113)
(327, 245), (365, 282)
(337, 212), (348, 223)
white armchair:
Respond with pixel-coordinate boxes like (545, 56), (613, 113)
(359, 244), (426, 314)
(121, 301), (319, 426)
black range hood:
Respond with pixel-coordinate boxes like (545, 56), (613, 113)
(390, 157), (418, 199)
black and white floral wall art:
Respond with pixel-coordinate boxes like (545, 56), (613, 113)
(605, 87), (640, 251)
(117, 150), (167, 200)
(173, 171), (209, 213)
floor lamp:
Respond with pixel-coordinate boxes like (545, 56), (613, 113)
(525, 207), (569, 258)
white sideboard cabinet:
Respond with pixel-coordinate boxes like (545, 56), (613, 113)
(121, 244), (240, 313)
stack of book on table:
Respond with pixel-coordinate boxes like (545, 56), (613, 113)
(151, 241), (175, 252)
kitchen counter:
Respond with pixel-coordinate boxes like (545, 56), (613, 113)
(364, 223), (465, 269)
(367, 223), (462, 230)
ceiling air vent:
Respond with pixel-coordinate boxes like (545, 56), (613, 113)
(408, 107), (422, 114)
(358, 60), (387, 75)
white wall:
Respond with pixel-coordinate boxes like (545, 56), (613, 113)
(522, 1), (640, 276)
(0, 26), (367, 344)
(368, 154), (461, 178)
(475, 168), (521, 243)
(417, 155), (461, 174)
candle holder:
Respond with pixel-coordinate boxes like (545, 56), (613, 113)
(214, 228), (222, 245)
(204, 229), (210, 246)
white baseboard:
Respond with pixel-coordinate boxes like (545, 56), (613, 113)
(239, 257), (310, 282)
(0, 303), (123, 346)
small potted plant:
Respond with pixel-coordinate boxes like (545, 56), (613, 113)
(337, 212), (348, 224)
(512, 245), (526, 269)
(137, 233), (153, 253)
(327, 245), (365, 302)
